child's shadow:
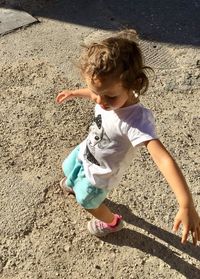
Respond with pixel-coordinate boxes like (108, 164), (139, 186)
(104, 199), (200, 279)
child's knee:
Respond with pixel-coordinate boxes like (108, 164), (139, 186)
(75, 188), (106, 209)
(76, 195), (97, 209)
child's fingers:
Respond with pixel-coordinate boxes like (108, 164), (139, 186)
(191, 229), (198, 246)
(195, 226), (200, 242)
(56, 92), (71, 103)
(56, 96), (63, 103)
(173, 219), (181, 232)
(56, 93), (65, 103)
(181, 226), (189, 244)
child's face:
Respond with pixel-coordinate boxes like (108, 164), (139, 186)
(86, 77), (135, 111)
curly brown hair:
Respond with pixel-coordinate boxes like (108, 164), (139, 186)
(80, 29), (152, 95)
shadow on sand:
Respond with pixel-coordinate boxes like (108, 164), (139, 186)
(1, 0), (200, 46)
(103, 199), (200, 279)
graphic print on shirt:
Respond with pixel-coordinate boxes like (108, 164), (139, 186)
(84, 114), (110, 166)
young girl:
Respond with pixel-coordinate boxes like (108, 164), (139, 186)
(56, 29), (200, 245)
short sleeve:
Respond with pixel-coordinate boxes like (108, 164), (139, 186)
(127, 109), (158, 147)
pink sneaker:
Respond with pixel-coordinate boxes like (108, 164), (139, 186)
(87, 214), (124, 237)
(59, 177), (75, 195)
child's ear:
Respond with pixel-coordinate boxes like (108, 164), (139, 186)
(136, 78), (142, 83)
(132, 77), (142, 92)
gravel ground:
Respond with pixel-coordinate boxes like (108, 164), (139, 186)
(0, 1), (200, 278)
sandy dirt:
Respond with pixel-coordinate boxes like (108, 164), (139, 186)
(0, 1), (200, 278)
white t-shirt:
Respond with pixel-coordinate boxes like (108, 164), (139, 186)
(78, 103), (157, 190)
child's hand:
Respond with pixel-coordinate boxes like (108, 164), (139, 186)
(173, 206), (200, 245)
(56, 88), (99, 104)
(56, 90), (75, 104)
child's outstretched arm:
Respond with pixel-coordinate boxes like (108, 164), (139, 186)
(145, 139), (200, 246)
(56, 88), (100, 104)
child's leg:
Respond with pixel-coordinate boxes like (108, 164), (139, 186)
(87, 203), (115, 224)
(60, 178), (114, 223)
(73, 176), (119, 226)
(60, 151), (123, 235)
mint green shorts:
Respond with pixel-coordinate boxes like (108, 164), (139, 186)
(62, 146), (109, 209)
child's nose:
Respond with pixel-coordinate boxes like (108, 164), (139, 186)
(96, 95), (107, 105)
(91, 93), (101, 104)
(95, 95), (101, 104)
